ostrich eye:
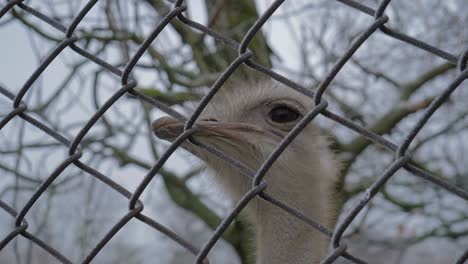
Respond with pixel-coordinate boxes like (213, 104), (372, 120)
(268, 106), (300, 123)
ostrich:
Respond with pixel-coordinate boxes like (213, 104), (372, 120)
(152, 75), (339, 264)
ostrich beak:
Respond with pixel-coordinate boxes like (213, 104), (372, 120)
(152, 116), (263, 142)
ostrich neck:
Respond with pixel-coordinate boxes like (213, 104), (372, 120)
(217, 157), (333, 264)
(207, 140), (336, 264)
(253, 166), (330, 264)
(254, 197), (328, 264)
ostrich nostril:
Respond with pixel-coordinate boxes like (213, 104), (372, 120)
(201, 117), (219, 122)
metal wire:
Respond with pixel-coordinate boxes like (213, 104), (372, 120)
(0, 0), (467, 263)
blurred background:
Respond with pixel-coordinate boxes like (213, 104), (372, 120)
(0, 0), (467, 263)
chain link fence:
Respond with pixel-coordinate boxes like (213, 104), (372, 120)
(0, 0), (467, 263)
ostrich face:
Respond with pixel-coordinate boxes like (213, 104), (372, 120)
(152, 79), (337, 263)
(152, 78), (321, 171)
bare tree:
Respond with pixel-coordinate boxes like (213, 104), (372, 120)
(0, 0), (467, 263)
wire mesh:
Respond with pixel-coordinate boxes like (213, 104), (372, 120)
(0, 0), (467, 263)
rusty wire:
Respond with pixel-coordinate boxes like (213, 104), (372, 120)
(0, 0), (467, 263)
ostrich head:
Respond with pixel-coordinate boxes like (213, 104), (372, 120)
(152, 76), (339, 263)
